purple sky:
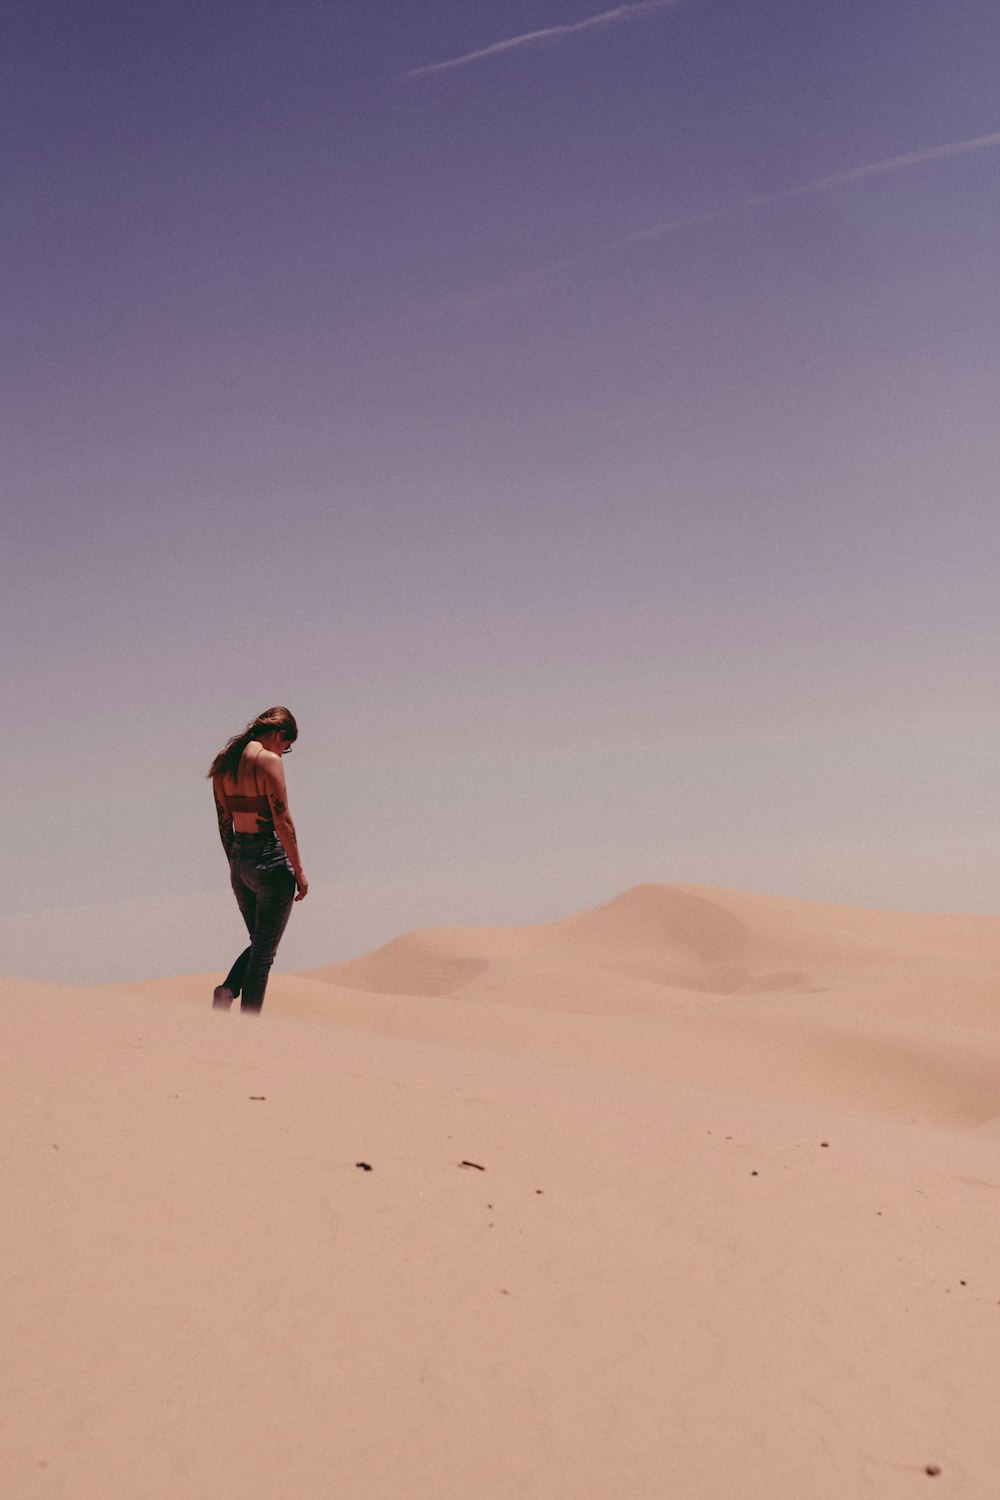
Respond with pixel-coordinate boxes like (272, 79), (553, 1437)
(4, 0), (1000, 981)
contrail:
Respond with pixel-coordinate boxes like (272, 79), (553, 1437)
(409, 127), (1000, 319)
(800, 128), (1000, 192)
(544, 128), (1000, 263)
(402, 0), (682, 80)
(601, 193), (779, 251)
(598, 129), (1000, 250)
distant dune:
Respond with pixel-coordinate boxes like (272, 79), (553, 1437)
(306, 880), (1000, 1001)
(292, 883), (1000, 1129)
(5, 883), (1000, 1497)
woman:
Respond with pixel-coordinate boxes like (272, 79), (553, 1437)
(208, 706), (308, 1013)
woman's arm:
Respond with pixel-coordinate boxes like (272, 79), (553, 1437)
(213, 776), (234, 859)
(260, 753), (309, 899)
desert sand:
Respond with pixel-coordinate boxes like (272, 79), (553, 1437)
(3, 883), (1000, 1498)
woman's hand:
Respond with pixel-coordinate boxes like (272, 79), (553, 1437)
(294, 871), (309, 901)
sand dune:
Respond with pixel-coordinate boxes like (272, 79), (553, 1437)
(4, 884), (1000, 1497)
(307, 880), (1000, 999)
(293, 884), (1000, 1128)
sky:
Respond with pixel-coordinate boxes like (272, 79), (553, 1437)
(4, 0), (1000, 982)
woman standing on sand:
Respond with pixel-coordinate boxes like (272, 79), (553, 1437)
(208, 706), (308, 1013)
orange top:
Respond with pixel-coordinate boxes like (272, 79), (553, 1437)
(222, 747), (273, 822)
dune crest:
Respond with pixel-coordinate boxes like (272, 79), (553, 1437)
(287, 883), (1000, 1129)
(303, 881), (1000, 1002)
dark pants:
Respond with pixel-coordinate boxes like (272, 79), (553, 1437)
(223, 841), (296, 1012)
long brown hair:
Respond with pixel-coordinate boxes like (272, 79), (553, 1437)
(207, 706), (298, 780)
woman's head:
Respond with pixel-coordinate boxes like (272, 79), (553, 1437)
(251, 706), (297, 746)
(208, 706), (298, 778)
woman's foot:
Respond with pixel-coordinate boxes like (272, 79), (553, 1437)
(212, 985), (235, 1009)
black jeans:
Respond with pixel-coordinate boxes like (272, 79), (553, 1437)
(224, 835), (296, 1012)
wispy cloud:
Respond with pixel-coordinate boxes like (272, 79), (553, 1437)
(599, 193), (780, 251)
(402, 0), (682, 80)
(593, 129), (1000, 251)
(415, 127), (1000, 317)
(404, 255), (585, 324)
(800, 128), (1000, 193)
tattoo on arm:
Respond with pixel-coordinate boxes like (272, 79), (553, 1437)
(215, 796), (234, 854)
(272, 798), (287, 817)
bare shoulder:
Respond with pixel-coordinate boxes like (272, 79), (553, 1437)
(256, 748), (287, 789)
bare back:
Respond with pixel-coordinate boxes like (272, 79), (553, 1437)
(217, 744), (275, 834)
(212, 730), (305, 897)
